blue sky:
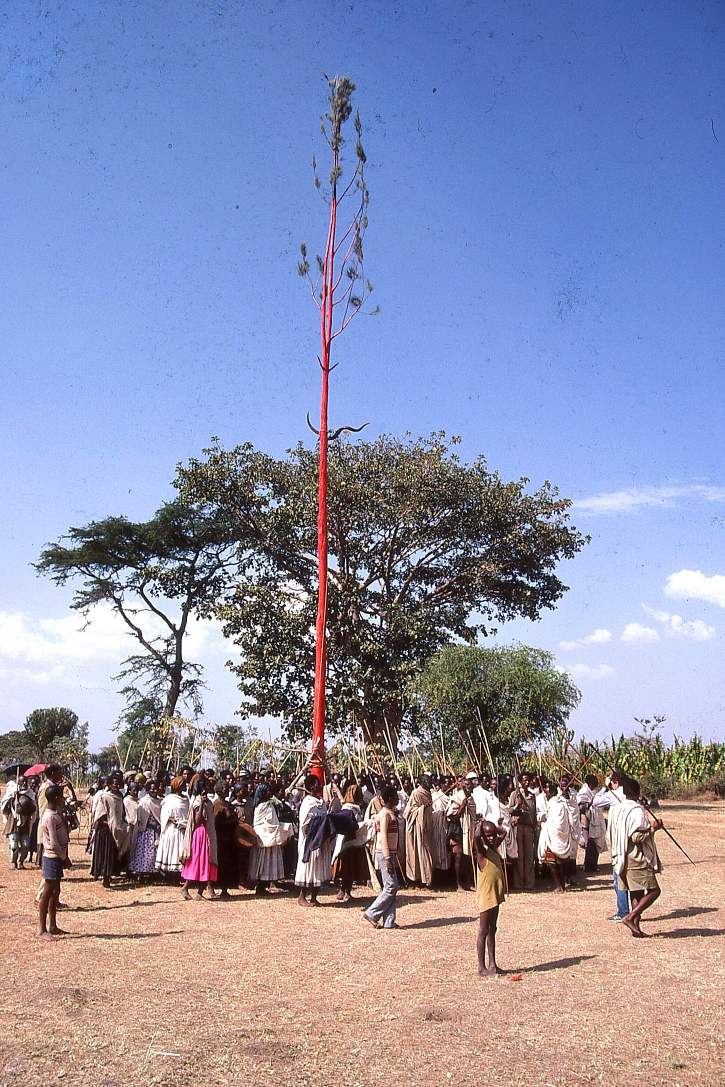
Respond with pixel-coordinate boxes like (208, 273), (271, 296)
(1, 1), (723, 749)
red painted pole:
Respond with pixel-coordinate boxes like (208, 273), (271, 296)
(310, 146), (339, 783)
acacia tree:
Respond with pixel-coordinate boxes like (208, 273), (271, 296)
(36, 501), (240, 721)
(297, 74), (373, 778)
(23, 707), (79, 759)
(411, 644), (582, 767)
(177, 432), (586, 745)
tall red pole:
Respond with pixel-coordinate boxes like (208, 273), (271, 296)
(310, 145), (339, 783)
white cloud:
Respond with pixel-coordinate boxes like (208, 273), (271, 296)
(664, 569), (725, 609)
(664, 615), (715, 641)
(568, 663), (615, 680)
(0, 609), (125, 663)
(621, 622), (660, 644)
(641, 604), (716, 642)
(559, 628), (612, 651)
(574, 484), (725, 515)
(0, 606), (225, 666)
(0, 664), (68, 686)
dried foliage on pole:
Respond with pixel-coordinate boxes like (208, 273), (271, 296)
(298, 75), (374, 781)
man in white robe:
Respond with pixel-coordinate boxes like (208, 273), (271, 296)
(471, 774), (492, 818)
(474, 776), (508, 862)
(610, 776), (663, 936)
(603, 770), (630, 921)
(539, 780), (578, 892)
(577, 774), (608, 873)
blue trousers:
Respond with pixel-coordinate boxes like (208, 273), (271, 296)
(613, 869), (630, 918)
(365, 852), (399, 928)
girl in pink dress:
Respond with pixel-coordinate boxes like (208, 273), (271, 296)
(180, 780), (218, 899)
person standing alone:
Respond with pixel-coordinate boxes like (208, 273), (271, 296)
(363, 784), (401, 930)
(37, 785), (70, 938)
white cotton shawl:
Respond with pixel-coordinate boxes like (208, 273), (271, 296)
(577, 783), (593, 807)
(253, 800), (293, 848)
(90, 788), (109, 824)
(566, 796), (582, 858)
(541, 794), (574, 859)
(136, 793), (162, 834)
(330, 802), (370, 864)
(159, 792), (188, 834)
(98, 792), (131, 857)
(472, 785), (494, 817)
(577, 785), (607, 849)
(610, 799), (660, 876)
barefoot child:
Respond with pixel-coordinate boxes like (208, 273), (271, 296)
(38, 784), (70, 938)
(474, 819), (506, 977)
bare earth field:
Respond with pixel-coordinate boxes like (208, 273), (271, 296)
(1, 799), (723, 1087)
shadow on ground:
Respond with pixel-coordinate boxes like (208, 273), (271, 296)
(652, 906), (719, 922)
(654, 927), (725, 939)
(61, 929), (185, 941)
(404, 914), (472, 929)
(519, 954), (597, 973)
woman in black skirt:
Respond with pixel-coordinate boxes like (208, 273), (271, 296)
(213, 781), (242, 898)
(90, 774), (128, 887)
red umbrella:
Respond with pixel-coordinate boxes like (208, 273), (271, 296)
(24, 763), (49, 778)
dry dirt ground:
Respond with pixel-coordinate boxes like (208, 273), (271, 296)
(1, 800), (723, 1087)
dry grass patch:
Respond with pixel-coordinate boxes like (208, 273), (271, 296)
(0, 800), (723, 1087)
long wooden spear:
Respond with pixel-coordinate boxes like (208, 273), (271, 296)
(565, 735), (696, 865)
(475, 707), (496, 777)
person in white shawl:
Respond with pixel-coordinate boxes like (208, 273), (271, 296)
(610, 776), (663, 937)
(604, 770), (631, 921)
(577, 774), (608, 873)
(129, 781), (162, 877)
(90, 775), (131, 886)
(393, 776), (409, 872)
(155, 778), (189, 876)
(249, 783), (293, 893)
(295, 774), (332, 906)
(123, 781), (140, 863)
(538, 778), (580, 892)
(475, 777), (509, 863)
(557, 775), (581, 868)
(1, 776), (18, 836)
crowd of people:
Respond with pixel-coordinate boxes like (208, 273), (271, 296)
(1, 758), (665, 954)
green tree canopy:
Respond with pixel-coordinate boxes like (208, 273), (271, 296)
(91, 744), (121, 776)
(46, 720), (90, 779)
(36, 500), (241, 720)
(0, 730), (35, 766)
(23, 706), (78, 758)
(177, 432), (586, 744)
(209, 723), (260, 770)
(411, 643), (581, 767)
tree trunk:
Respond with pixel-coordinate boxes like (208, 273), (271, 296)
(361, 707), (403, 750)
